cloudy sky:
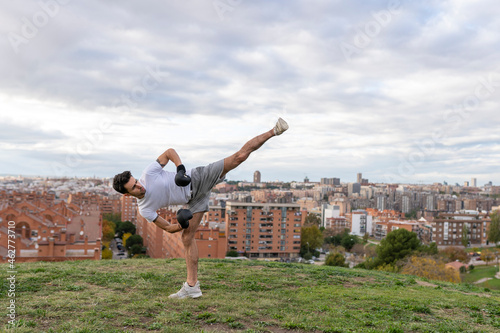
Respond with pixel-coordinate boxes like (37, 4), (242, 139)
(1, 0), (499, 184)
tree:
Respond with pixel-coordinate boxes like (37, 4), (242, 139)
(374, 228), (420, 267)
(440, 246), (468, 262)
(363, 233), (369, 244)
(405, 210), (417, 219)
(117, 221), (136, 237)
(351, 243), (366, 257)
(325, 252), (348, 267)
(324, 232), (345, 247)
(102, 220), (115, 242)
(488, 211), (500, 245)
(102, 213), (122, 224)
(129, 244), (144, 257)
(341, 233), (359, 252)
(493, 248), (500, 267)
(122, 233), (133, 247)
(300, 225), (323, 256)
(365, 245), (377, 259)
(305, 213), (321, 227)
(125, 234), (143, 251)
(462, 224), (470, 247)
(226, 250), (238, 257)
(480, 249), (494, 265)
(101, 248), (113, 259)
(401, 256), (460, 283)
(417, 242), (438, 255)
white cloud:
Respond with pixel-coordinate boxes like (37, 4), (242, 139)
(0, 0), (499, 184)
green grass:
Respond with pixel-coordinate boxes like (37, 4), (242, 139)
(478, 278), (500, 290)
(462, 265), (498, 283)
(1, 259), (499, 332)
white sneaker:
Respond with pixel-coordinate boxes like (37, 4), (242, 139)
(168, 281), (202, 299)
(273, 117), (289, 136)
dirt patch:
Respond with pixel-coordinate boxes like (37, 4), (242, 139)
(416, 280), (437, 287)
(250, 265), (266, 270)
(342, 276), (376, 288)
(200, 322), (322, 333)
(416, 280), (492, 298)
(459, 291), (491, 298)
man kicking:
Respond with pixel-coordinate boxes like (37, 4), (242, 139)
(112, 118), (289, 299)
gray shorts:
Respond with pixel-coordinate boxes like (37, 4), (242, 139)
(188, 159), (225, 213)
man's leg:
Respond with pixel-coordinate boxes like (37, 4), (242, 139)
(221, 118), (288, 179)
(182, 211), (204, 286)
(169, 211), (204, 299)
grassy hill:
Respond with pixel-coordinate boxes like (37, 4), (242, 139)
(1, 259), (499, 333)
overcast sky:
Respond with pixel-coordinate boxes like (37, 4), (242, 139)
(1, 0), (499, 184)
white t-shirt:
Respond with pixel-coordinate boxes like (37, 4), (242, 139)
(137, 161), (192, 222)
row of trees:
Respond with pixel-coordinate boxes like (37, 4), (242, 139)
(101, 213), (144, 259)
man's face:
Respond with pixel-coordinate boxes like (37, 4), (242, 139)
(123, 176), (146, 199)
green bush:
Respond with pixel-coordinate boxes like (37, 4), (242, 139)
(101, 248), (113, 260)
(125, 234), (143, 251)
(129, 244), (144, 256)
(325, 252), (347, 267)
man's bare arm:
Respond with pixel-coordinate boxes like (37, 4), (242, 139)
(156, 148), (182, 168)
(153, 215), (183, 233)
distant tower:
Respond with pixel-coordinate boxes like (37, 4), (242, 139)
(357, 173), (362, 184)
(471, 178), (477, 187)
(253, 170), (261, 183)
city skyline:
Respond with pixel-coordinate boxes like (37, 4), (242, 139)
(1, 1), (500, 184)
(0, 172), (493, 188)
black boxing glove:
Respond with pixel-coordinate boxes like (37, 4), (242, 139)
(177, 209), (193, 229)
(175, 164), (191, 187)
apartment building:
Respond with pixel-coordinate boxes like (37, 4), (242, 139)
(135, 207), (227, 259)
(324, 217), (349, 235)
(0, 198), (102, 263)
(68, 192), (99, 207)
(98, 195), (121, 215)
(225, 201), (305, 258)
(120, 195), (137, 223)
(373, 219), (431, 243)
(348, 210), (373, 236)
(0, 190), (56, 207)
(431, 213), (491, 247)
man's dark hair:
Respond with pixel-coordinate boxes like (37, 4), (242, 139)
(113, 171), (132, 194)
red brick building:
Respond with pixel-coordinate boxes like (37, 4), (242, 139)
(135, 208), (227, 259)
(324, 217), (349, 235)
(120, 195), (137, 223)
(431, 214), (491, 247)
(225, 201), (305, 258)
(0, 197), (102, 263)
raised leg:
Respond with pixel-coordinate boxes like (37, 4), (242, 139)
(221, 129), (275, 179)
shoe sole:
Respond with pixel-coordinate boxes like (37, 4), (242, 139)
(275, 118), (289, 135)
